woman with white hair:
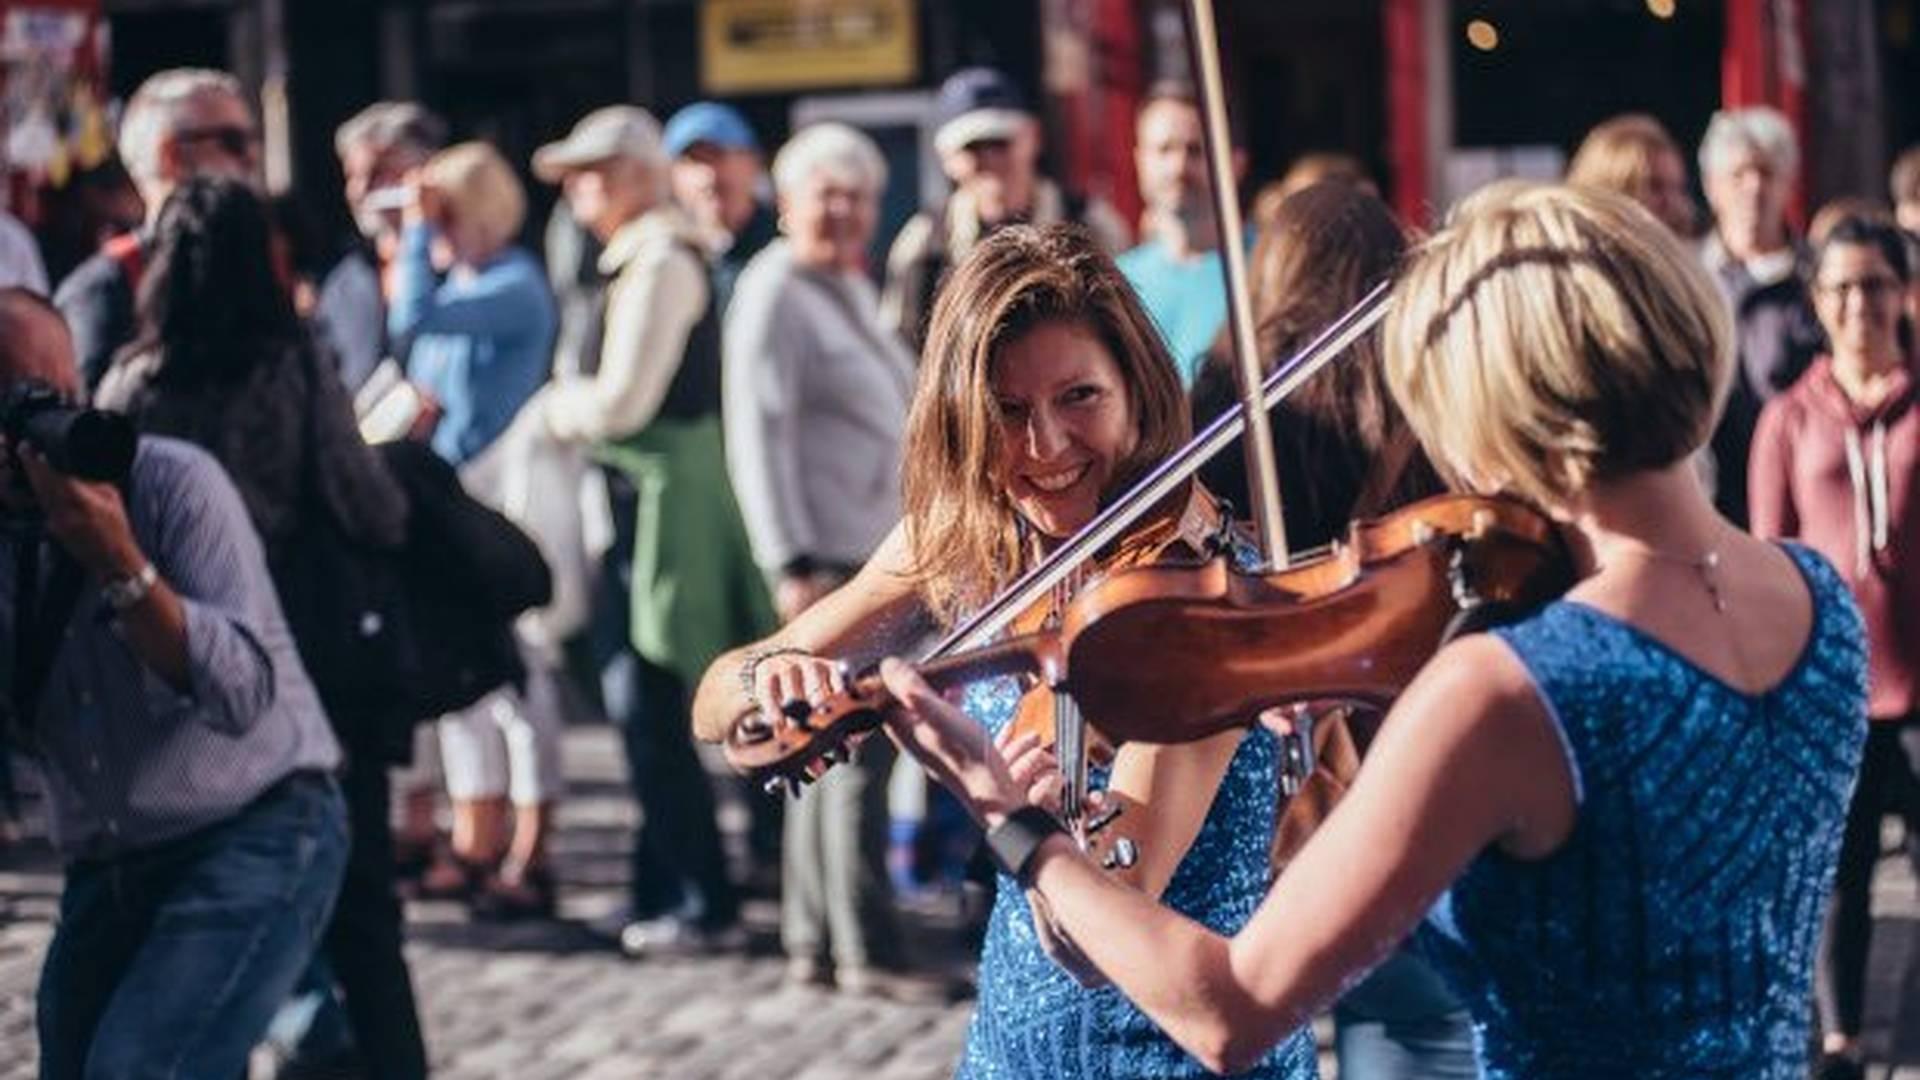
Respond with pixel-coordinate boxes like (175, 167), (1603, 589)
(1697, 106), (1823, 527)
(722, 122), (920, 992)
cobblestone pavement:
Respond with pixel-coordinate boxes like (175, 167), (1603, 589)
(2, 723), (1917, 1079)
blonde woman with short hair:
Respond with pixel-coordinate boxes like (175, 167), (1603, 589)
(1566, 113), (1694, 238)
(391, 140), (553, 464)
(877, 183), (1870, 1078)
(390, 139), (559, 910)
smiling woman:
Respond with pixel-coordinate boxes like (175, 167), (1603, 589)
(903, 224), (1190, 623)
(692, 223), (1316, 1077)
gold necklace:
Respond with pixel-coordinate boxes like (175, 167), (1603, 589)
(1607, 545), (1725, 613)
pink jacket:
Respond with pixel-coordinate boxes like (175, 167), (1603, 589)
(1750, 355), (1920, 720)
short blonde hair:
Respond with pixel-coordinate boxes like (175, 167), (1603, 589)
(1384, 182), (1732, 508)
(1567, 114), (1680, 198)
(422, 141), (526, 254)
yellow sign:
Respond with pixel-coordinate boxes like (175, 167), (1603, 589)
(701, 0), (918, 94)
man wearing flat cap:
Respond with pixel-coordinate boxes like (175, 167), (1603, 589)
(525, 105), (773, 959)
(664, 102), (777, 318)
(881, 66), (1128, 349)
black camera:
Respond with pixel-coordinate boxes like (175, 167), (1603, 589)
(1, 379), (137, 484)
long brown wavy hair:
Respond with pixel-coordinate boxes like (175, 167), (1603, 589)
(903, 224), (1191, 624)
(1193, 181), (1440, 542)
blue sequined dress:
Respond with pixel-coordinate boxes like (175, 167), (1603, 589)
(955, 677), (1319, 1079)
(1418, 543), (1869, 1078)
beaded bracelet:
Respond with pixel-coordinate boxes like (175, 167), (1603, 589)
(738, 645), (813, 712)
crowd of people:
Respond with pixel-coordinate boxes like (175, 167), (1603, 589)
(0, 51), (1917, 1080)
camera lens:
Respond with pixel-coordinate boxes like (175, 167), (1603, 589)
(24, 407), (137, 482)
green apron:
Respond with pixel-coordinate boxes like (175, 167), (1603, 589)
(596, 415), (776, 686)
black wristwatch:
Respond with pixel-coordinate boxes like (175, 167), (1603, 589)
(983, 805), (1065, 887)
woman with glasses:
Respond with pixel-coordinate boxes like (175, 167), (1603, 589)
(1750, 212), (1920, 1080)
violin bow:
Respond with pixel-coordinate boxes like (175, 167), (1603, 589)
(1185, 0), (1290, 572)
(913, 0), (1389, 839)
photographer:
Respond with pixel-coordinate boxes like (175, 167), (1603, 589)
(95, 176), (428, 1077)
(0, 287), (346, 1078)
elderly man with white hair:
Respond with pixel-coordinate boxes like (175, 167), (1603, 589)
(723, 122), (925, 997)
(1697, 106), (1823, 527)
(525, 105), (773, 958)
(54, 68), (258, 389)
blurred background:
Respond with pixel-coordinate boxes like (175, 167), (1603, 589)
(4, 0), (1916, 281)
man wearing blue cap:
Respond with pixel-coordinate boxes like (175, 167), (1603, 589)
(881, 66), (1128, 349)
(665, 102), (778, 318)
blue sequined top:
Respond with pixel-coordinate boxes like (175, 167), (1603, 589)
(1419, 543), (1869, 1078)
(956, 676), (1319, 1080)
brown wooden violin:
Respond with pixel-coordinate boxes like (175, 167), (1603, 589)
(724, 492), (1572, 788)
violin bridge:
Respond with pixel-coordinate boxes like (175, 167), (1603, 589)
(1055, 692), (1090, 844)
(1277, 706), (1317, 797)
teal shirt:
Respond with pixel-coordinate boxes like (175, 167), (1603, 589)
(1116, 239), (1226, 386)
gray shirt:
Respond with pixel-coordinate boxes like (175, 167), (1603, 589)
(723, 240), (914, 574)
(2, 437), (340, 859)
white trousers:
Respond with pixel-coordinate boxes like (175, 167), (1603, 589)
(436, 661), (566, 805)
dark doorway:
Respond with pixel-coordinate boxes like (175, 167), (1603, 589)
(1221, 1), (1389, 195)
(1451, 0), (1724, 163)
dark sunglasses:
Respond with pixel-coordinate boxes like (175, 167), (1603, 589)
(961, 137), (1014, 156)
(173, 125), (261, 158)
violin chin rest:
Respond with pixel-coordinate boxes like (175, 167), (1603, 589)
(731, 715), (774, 745)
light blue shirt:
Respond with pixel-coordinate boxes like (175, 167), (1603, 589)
(3, 438), (341, 858)
(1116, 239), (1227, 386)
(389, 225), (557, 465)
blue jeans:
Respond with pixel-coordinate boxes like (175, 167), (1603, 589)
(1334, 947), (1479, 1079)
(37, 771), (348, 1080)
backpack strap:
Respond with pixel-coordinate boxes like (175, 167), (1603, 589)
(103, 232), (146, 296)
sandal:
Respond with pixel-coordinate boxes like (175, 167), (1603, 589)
(408, 841), (492, 901)
(472, 862), (557, 921)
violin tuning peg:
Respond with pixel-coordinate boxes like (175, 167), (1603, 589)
(1100, 838), (1139, 871)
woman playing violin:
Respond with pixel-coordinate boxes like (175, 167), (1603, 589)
(692, 223), (1319, 1077)
(877, 183), (1871, 1078)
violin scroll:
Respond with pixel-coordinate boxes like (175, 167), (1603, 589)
(723, 633), (1061, 786)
